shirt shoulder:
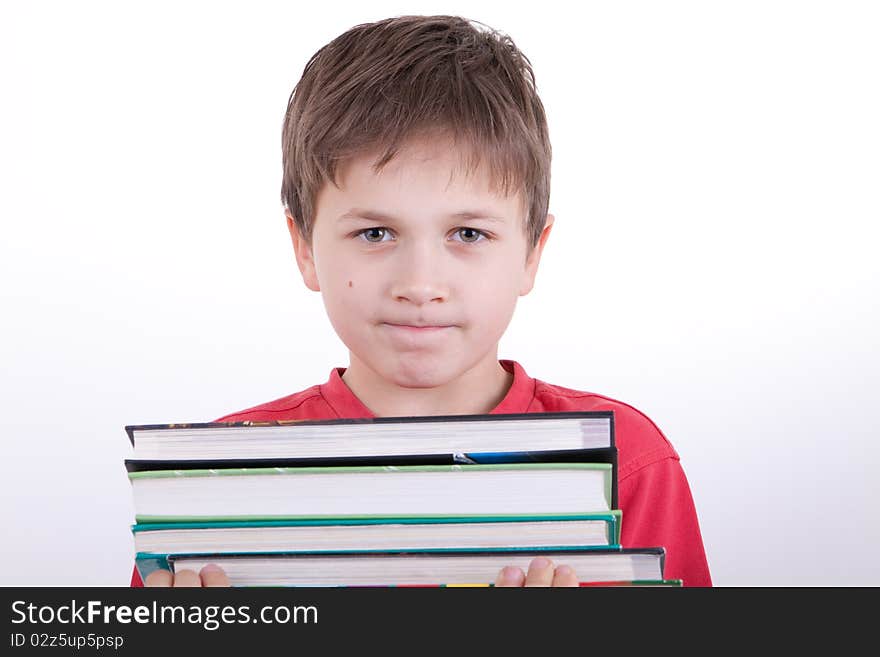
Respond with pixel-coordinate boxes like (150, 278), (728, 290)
(213, 384), (338, 423)
(528, 379), (679, 481)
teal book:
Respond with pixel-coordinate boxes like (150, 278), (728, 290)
(132, 511), (622, 558)
(136, 547), (666, 587)
(129, 462), (614, 522)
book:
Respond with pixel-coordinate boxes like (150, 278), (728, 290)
(128, 463), (614, 522)
(143, 547), (666, 587)
(124, 411), (614, 463)
(125, 447), (619, 510)
(581, 580), (683, 587)
(131, 511), (622, 555)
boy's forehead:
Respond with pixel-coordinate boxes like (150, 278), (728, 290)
(324, 135), (524, 213)
(345, 135), (481, 183)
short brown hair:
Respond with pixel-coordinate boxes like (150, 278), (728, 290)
(281, 15), (551, 249)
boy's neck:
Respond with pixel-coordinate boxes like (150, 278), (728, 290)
(340, 355), (513, 417)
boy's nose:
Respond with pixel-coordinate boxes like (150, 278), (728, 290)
(391, 279), (449, 305)
(389, 248), (450, 305)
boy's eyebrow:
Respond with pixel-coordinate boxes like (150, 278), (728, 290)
(338, 208), (507, 223)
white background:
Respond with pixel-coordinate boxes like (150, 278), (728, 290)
(1, 1), (877, 586)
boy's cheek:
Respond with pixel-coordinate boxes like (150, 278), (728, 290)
(323, 291), (373, 324)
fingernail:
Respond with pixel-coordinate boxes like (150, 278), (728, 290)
(556, 565), (573, 578)
(531, 557), (551, 569)
(201, 563), (222, 573)
(500, 566), (521, 584)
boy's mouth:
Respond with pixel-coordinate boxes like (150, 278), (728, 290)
(382, 323), (454, 331)
(380, 322), (457, 336)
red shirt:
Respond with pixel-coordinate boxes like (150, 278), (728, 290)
(131, 360), (712, 586)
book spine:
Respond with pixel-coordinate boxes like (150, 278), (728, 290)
(133, 554), (172, 582)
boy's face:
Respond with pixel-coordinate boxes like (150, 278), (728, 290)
(289, 134), (553, 390)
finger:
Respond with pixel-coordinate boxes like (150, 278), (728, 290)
(172, 569), (202, 587)
(494, 565), (525, 587)
(551, 564), (579, 587)
(524, 557), (555, 587)
(144, 569), (173, 587)
(199, 564), (231, 587)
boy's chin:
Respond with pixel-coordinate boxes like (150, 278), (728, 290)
(386, 368), (455, 390)
(380, 358), (464, 390)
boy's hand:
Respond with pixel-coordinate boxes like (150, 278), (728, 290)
(494, 557), (578, 587)
(144, 564), (230, 587)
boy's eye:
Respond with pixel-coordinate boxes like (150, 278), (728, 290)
(356, 227), (393, 243)
(452, 227), (488, 243)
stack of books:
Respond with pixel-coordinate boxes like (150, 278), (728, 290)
(125, 412), (679, 586)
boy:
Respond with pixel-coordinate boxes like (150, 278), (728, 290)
(137, 14), (711, 587)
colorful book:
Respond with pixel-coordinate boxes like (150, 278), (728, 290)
(140, 547), (666, 587)
(131, 511), (622, 555)
(128, 463), (614, 522)
(580, 580), (683, 587)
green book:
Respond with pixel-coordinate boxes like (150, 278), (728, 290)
(132, 511), (622, 556)
(129, 463), (614, 522)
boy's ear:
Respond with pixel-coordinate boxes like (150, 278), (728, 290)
(287, 213), (321, 292)
(519, 213), (555, 296)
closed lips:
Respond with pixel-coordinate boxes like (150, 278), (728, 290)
(383, 321), (455, 328)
